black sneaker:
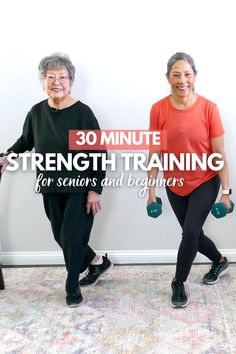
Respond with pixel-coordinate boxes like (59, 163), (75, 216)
(79, 255), (112, 287)
(171, 280), (189, 308)
(66, 291), (83, 308)
(202, 257), (229, 285)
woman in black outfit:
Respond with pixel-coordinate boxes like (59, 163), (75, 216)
(0, 53), (111, 307)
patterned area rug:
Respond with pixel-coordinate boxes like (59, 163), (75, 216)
(0, 264), (236, 354)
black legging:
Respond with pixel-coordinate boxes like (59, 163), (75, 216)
(43, 193), (96, 293)
(166, 174), (222, 282)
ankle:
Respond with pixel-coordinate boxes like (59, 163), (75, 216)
(91, 255), (103, 265)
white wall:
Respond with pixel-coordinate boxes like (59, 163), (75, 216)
(0, 0), (235, 265)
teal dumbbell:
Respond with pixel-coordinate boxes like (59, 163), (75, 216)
(211, 200), (234, 218)
(147, 197), (162, 218)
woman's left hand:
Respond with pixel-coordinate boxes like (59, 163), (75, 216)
(219, 194), (232, 211)
(86, 191), (101, 215)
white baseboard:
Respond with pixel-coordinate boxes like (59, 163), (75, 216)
(1, 249), (236, 266)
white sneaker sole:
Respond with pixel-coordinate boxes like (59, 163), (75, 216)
(171, 297), (189, 308)
(67, 301), (83, 308)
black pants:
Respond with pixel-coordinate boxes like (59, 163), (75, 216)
(166, 175), (222, 282)
(43, 193), (96, 293)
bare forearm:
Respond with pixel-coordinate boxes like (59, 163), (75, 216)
(147, 150), (161, 201)
(218, 157), (230, 190)
(147, 167), (159, 200)
(211, 136), (230, 191)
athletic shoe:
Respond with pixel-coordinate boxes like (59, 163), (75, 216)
(66, 290), (83, 308)
(202, 257), (229, 285)
(171, 280), (189, 308)
(79, 255), (112, 287)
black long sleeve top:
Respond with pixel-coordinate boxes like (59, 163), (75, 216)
(8, 100), (106, 194)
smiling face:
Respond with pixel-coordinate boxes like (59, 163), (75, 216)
(44, 67), (71, 102)
(167, 60), (196, 98)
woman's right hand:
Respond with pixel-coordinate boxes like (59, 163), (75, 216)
(147, 196), (157, 205)
(0, 156), (9, 174)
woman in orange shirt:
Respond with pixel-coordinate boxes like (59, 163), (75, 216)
(148, 52), (232, 308)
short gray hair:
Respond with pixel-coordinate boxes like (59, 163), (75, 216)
(166, 52), (197, 77)
(38, 52), (76, 83)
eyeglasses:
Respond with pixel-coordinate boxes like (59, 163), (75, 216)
(45, 75), (70, 84)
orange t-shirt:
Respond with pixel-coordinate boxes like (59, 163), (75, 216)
(149, 95), (224, 196)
